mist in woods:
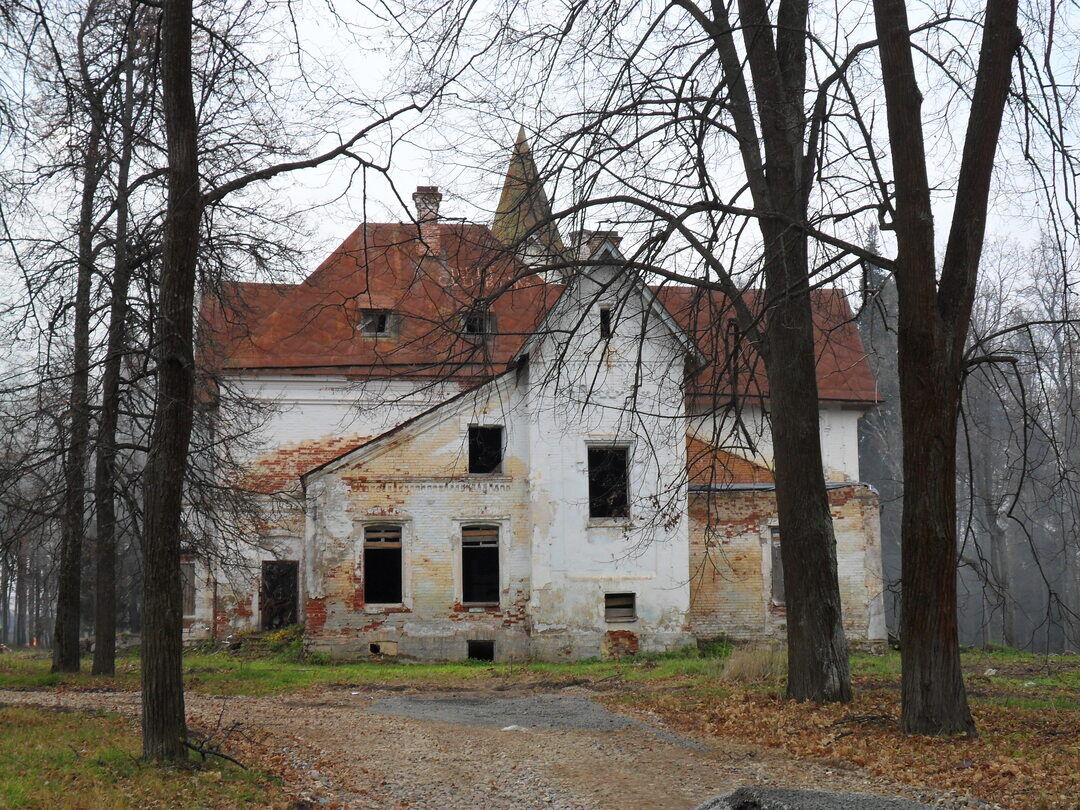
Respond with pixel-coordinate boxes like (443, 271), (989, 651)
(858, 237), (1080, 655)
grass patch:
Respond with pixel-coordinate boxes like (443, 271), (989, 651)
(0, 705), (285, 809)
(0, 642), (735, 696)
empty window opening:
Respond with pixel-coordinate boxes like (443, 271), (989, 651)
(468, 426), (503, 474)
(463, 311), (493, 337)
(770, 528), (785, 604)
(369, 643), (381, 655)
(461, 525), (500, 604)
(599, 307), (613, 339)
(260, 560), (299, 630)
(181, 558), (196, 617)
(467, 640), (495, 661)
(364, 525), (403, 604)
(588, 445), (630, 518)
(605, 592), (637, 622)
(359, 308), (394, 336)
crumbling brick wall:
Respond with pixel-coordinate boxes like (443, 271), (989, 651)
(688, 485), (885, 643)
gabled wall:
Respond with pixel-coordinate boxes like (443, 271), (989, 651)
(303, 376), (533, 659)
(522, 267), (693, 658)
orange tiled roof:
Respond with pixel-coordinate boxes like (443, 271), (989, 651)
(202, 221), (878, 404)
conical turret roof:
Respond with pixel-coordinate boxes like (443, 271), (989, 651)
(491, 127), (566, 260)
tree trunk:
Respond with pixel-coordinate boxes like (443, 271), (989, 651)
(738, 0), (846, 704)
(874, 0), (1017, 734)
(141, 0), (201, 763)
(898, 345), (975, 733)
(93, 31), (137, 677)
(763, 225), (852, 702)
(52, 114), (105, 673)
(1, 553), (10, 645)
(712, 0), (852, 701)
(15, 538), (28, 647)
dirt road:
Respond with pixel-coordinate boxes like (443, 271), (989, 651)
(0, 686), (968, 809)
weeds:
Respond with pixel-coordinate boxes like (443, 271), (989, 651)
(720, 643), (786, 683)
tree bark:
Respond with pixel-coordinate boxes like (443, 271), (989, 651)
(729, 0), (852, 701)
(15, 538), (28, 647)
(52, 109), (105, 673)
(764, 226), (852, 701)
(141, 0), (201, 762)
(874, 0), (1019, 734)
(93, 24), (137, 677)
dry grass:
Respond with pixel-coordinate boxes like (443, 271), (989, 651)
(719, 643), (786, 683)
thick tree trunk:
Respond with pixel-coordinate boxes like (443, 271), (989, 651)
(93, 36), (137, 677)
(898, 345), (975, 734)
(52, 116), (104, 673)
(764, 226), (851, 702)
(714, 0), (851, 701)
(141, 0), (200, 763)
(874, 0), (1017, 735)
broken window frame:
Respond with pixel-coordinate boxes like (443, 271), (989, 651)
(180, 557), (197, 617)
(587, 444), (631, 519)
(460, 523), (500, 606)
(363, 524), (404, 605)
(358, 308), (395, 337)
(769, 526), (785, 605)
(604, 592), (636, 622)
(462, 309), (494, 339)
(468, 425), (504, 474)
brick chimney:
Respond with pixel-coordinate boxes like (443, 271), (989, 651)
(573, 229), (622, 260)
(413, 185), (442, 255)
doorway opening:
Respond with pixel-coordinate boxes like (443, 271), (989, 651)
(260, 560), (299, 630)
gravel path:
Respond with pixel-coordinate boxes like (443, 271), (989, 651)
(0, 687), (983, 809)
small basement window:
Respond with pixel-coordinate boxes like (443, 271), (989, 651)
(599, 307), (612, 339)
(467, 640), (495, 661)
(364, 525), (403, 604)
(461, 524), (500, 604)
(462, 310), (493, 337)
(180, 558), (196, 617)
(605, 592), (636, 622)
(588, 445), (629, 518)
(770, 527), (785, 605)
(468, 426), (503, 474)
(358, 308), (394, 336)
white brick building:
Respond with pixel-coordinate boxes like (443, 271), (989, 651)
(187, 137), (886, 660)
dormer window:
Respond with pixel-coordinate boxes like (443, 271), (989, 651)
(359, 308), (394, 336)
(599, 307), (613, 339)
(462, 311), (493, 338)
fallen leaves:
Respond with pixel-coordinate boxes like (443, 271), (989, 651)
(607, 685), (1079, 810)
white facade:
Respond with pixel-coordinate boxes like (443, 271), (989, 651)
(191, 265), (886, 659)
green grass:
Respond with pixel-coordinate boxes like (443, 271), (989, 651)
(0, 642), (732, 696)
(849, 647), (1080, 711)
(0, 705), (283, 809)
(2, 643), (1075, 708)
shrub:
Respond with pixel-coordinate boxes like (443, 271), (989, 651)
(719, 643), (786, 684)
(264, 624), (305, 662)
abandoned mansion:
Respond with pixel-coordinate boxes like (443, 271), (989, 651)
(188, 136), (887, 660)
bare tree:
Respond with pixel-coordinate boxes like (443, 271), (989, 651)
(873, 0), (1021, 734)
